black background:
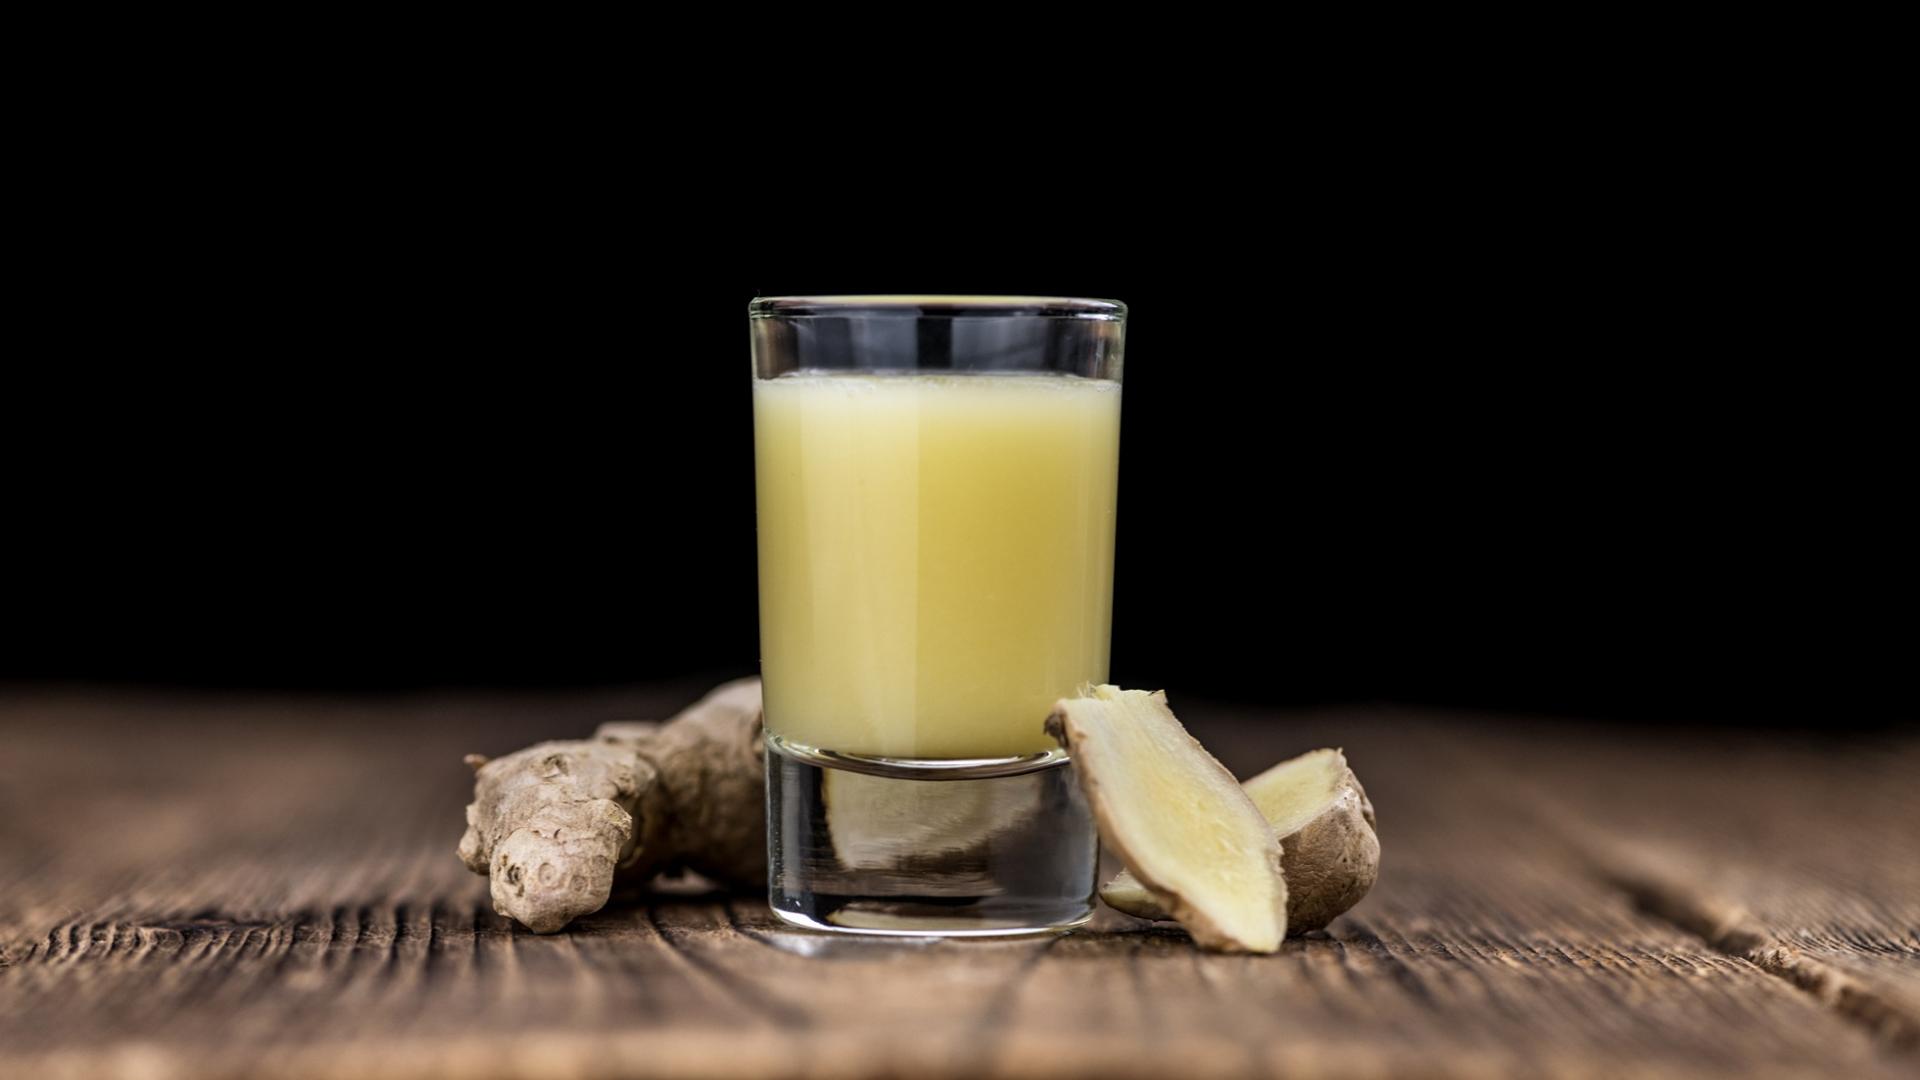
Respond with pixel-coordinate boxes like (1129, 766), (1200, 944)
(3, 172), (1909, 729)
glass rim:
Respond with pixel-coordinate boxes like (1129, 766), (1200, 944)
(749, 295), (1125, 321)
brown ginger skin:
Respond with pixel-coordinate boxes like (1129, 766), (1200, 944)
(457, 679), (766, 933)
(1278, 768), (1377, 932)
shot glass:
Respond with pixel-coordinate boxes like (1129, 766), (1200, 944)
(750, 296), (1126, 935)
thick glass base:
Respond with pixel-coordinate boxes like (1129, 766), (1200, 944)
(766, 735), (1098, 936)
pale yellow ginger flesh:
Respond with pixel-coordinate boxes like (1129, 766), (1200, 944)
(1102, 747), (1379, 933)
(1046, 686), (1287, 953)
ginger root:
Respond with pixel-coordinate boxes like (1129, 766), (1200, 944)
(1102, 747), (1379, 934)
(457, 679), (766, 933)
(1046, 686), (1288, 953)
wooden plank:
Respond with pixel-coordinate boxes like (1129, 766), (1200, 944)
(1426, 716), (1920, 1048)
(1, 689), (1914, 1078)
(1177, 706), (1915, 1077)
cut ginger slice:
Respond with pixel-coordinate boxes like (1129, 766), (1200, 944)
(1103, 747), (1379, 933)
(1046, 686), (1287, 953)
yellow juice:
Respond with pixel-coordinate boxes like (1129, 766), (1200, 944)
(753, 372), (1122, 758)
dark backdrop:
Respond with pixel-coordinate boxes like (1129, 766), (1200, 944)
(4, 201), (1908, 728)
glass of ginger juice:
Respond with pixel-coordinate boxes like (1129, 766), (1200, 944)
(750, 296), (1124, 935)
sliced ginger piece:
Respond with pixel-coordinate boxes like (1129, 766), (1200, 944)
(1103, 747), (1378, 933)
(1046, 686), (1287, 953)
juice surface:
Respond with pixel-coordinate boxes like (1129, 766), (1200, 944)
(753, 372), (1121, 758)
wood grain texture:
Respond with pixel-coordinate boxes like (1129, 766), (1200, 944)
(1, 687), (1914, 1079)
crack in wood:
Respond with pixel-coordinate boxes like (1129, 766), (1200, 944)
(1607, 859), (1920, 1053)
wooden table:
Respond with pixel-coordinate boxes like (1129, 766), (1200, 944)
(3, 684), (1915, 1079)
